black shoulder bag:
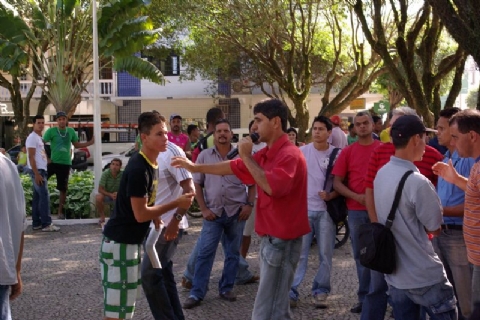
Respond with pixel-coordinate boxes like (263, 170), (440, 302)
(358, 170), (414, 274)
(323, 148), (347, 224)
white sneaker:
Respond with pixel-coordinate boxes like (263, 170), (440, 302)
(313, 293), (328, 309)
(42, 224), (60, 232)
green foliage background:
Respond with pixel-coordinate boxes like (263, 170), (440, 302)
(20, 170), (94, 219)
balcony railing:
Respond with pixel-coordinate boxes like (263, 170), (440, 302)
(0, 78), (116, 101)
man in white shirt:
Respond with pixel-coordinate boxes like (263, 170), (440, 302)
(26, 115), (59, 232)
(0, 153), (26, 320)
(289, 116), (339, 309)
(141, 140), (195, 320)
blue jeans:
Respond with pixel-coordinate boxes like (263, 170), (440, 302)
(184, 233), (253, 285)
(360, 270), (389, 320)
(433, 229), (473, 318)
(389, 279), (457, 320)
(0, 285), (11, 320)
(141, 228), (184, 320)
(252, 236), (302, 320)
(29, 169), (52, 228)
(189, 211), (245, 300)
(348, 210), (371, 303)
(290, 210), (335, 300)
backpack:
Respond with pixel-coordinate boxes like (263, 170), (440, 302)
(323, 148), (347, 224)
(192, 131), (213, 162)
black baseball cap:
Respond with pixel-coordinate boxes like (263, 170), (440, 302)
(56, 111), (67, 119)
(390, 115), (426, 139)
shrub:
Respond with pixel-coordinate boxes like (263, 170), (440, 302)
(21, 170), (94, 219)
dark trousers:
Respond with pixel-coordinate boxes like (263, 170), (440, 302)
(142, 228), (184, 320)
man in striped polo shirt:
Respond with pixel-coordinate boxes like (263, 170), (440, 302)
(433, 109), (480, 313)
(362, 107), (443, 320)
(433, 107), (474, 320)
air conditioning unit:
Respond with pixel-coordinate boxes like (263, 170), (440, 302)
(231, 79), (252, 94)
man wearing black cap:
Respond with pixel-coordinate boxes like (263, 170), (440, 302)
(373, 115), (457, 320)
(168, 114), (191, 153)
(43, 111), (94, 219)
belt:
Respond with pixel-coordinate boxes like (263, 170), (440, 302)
(441, 224), (463, 231)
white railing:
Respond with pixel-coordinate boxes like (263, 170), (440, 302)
(0, 78), (116, 101)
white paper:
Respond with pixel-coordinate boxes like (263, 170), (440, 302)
(145, 225), (163, 269)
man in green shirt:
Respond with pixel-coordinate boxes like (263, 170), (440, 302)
(96, 158), (123, 224)
(43, 111), (94, 219)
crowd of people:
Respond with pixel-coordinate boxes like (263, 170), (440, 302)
(2, 99), (480, 320)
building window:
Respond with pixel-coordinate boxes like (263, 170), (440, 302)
(140, 52), (180, 76)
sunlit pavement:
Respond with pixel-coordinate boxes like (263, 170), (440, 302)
(12, 216), (390, 320)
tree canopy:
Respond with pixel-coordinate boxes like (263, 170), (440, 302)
(150, 0), (390, 137)
(353, 0), (466, 125)
(0, 0), (164, 138)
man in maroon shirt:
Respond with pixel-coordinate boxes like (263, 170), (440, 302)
(332, 111), (382, 314)
(172, 98), (309, 320)
(362, 107), (443, 320)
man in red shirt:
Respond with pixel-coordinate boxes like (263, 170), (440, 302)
(172, 98), (310, 320)
(362, 107), (443, 320)
(332, 111), (381, 314)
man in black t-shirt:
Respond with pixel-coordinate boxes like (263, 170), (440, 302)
(100, 112), (194, 320)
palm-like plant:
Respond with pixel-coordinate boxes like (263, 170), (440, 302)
(0, 0), (163, 116)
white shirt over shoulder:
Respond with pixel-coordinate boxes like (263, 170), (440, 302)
(0, 153), (27, 285)
(155, 141), (193, 229)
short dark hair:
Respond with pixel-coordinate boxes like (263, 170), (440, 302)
(206, 107), (224, 125)
(372, 115), (381, 124)
(449, 109), (480, 135)
(33, 115), (44, 123)
(286, 127), (298, 136)
(439, 107), (461, 120)
(111, 158), (122, 167)
(253, 98), (288, 132)
(392, 132), (424, 149)
(187, 124), (198, 135)
(354, 111), (373, 122)
(138, 112), (166, 135)
(312, 116), (332, 131)
(248, 120), (255, 131)
(214, 118), (231, 130)
(348, 123), (354, 130)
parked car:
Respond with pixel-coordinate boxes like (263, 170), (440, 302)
(101, 146), (136, 170)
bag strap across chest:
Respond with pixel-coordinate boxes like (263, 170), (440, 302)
(385, 170), (414, 229)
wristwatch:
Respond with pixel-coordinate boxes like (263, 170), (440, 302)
(174, 213), (183, 221)
(244, 201), (254, 207)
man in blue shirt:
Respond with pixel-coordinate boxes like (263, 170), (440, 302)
(434, 107), (474, 320)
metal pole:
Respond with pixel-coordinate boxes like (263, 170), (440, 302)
(92, 0), (102, 197)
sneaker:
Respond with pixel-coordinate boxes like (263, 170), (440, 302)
(42, 224), (60, 232)
(313, 293), (328, 309)
(350, 301), (363, 313)
(32, 225), (42, 230)
(183, 297), (201, 309)
(181, 276), (192, 289)
(290, 298), (298, 308)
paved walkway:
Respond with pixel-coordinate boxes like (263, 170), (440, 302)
(11, 217), (390, 320)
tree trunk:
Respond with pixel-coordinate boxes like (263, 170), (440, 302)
(292, 98), (309, 143)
